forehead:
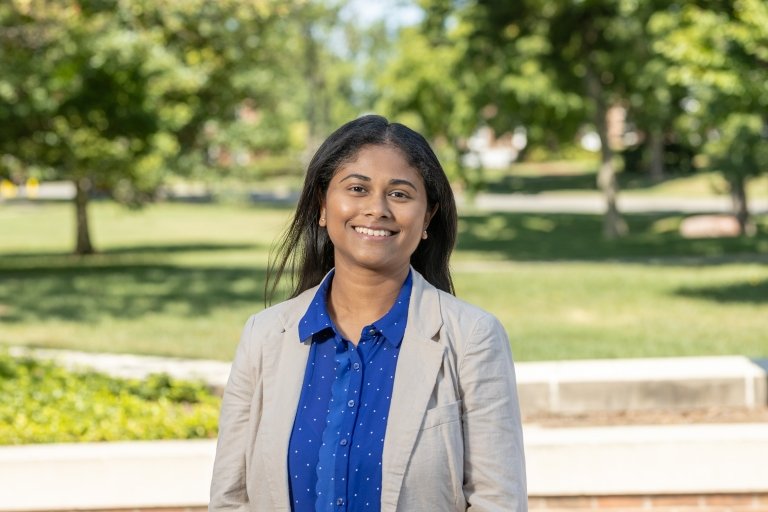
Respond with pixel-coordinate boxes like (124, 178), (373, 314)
(334, 144), (423, 183)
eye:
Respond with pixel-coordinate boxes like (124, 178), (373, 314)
(348, 185), (367, 194)
(389, 190), (410, 199)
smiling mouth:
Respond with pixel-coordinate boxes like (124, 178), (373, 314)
(354, 226), (394, 237)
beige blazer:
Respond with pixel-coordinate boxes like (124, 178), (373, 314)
(209, 269), (527, 511)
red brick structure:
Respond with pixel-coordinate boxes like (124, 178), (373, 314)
(530, 493), (768, 511)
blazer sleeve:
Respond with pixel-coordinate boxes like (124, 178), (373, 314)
(209, 314), (261, 511)
(460, 313), (528, 511)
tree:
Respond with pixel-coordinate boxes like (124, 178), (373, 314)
(458, 1), (587, 156)
(1, 2), (187, 253)
(294, 1), (362, 158)
(621, 1), (690, 182)
(0, 0), (305, 254)
(467, 0), (654, 238)
(376, 2), (490, 195)
(650, 0), (768, 234)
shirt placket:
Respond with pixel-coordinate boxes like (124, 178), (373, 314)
(333, 336), (366, 511)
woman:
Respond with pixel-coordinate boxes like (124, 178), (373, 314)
(210, 115), (527, 512)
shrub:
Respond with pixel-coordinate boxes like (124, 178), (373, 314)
(0, 351), (220, 444)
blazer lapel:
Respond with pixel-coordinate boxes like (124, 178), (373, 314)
(381, 270), (444, 512)
(260, 289), (316, 510)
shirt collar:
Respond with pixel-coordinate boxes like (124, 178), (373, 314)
(298, 269), (336, 343)
(298, 269), (413, 348)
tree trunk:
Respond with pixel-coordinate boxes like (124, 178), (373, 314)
(729, 175), (755, 237)
(74, 177), (95, 255)
(586, 67), (627, 239)
(648, 126), (665, 182)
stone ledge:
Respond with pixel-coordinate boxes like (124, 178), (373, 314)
(525, 423), (768, 496)
(0, 440), (215, 511)
(516, 356), (768, 416)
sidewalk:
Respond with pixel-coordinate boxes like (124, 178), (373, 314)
(456, 191), (768, 215)
(8, 346), (232, 392)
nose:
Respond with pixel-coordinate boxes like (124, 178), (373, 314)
(364, 192), (392, 218)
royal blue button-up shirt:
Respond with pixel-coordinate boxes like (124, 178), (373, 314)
(287, 270), (412, 512)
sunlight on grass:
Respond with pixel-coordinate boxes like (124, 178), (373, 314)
(521, 216), (556, 232)
(1, 201), (766, 361)
(650, 217), (681, 234)
(454, 263), (768, 361)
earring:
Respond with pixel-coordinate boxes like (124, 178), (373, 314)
(319, 217), (326, 226)
(422, 230), (428, 240)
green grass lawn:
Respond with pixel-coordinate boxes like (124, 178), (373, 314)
(1, 200), (766, 361)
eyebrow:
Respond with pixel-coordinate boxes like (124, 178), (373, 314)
(339, 173), (418, 191)
(339, 173), (370, 183)
(389, 178), (418, 191)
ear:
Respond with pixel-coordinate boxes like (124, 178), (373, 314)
(423, 203), (438, 230)
(319, 203), (327, 227)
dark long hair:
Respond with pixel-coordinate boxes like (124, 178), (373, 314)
(265, 115), (457, 304)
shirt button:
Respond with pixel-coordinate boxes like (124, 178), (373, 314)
(340, 439), (348, 446)
(368, 328), (376, 336)
(347, 400), (355, 407)
(336, 498), (344, 506)
(352, 362), (360, 370)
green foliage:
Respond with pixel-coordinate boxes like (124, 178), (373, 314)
(0, 1), (186, 193)
(706, 114), (768, 179)
(0, 0), (321, 183)
(646, 0), (768, 229)
(0, 351), (220, 444)
(376, 4), (486, 191)
(650, 1), (768, 173)
(0, 0), (352, 252)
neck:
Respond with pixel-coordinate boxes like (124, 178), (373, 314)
(328, 265), (409, 332)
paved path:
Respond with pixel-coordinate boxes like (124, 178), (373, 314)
(456, 192), (768, 214)
(8, 346), (232, 390)
(7, 181), (768, 214)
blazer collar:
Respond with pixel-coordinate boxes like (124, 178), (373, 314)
(261, 278), (321, 510)
(381, 269), (445, 512)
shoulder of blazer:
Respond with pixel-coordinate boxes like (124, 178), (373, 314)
(437, 288), (496, 327)
(412, 270), (506, 358)
(409, 269), (500, 337)
(245, 281), (323, 341)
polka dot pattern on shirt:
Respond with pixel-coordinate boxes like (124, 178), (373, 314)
(287, 270), (412, 512)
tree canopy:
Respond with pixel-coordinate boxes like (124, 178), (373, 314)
(0, 0), (344, 253)
(2, 0), (766, 249)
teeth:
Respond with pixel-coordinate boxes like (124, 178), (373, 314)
(355, 226), (392, 237)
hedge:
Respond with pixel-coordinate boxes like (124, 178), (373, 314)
(0, 351), (221, 444)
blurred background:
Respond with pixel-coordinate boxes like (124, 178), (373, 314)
(2, 0), (766, 359)
(0, 1), (767, 505)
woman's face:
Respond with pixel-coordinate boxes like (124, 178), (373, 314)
(321, 144), (433, 276)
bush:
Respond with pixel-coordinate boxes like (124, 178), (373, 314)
(0, 352), (221, 444)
